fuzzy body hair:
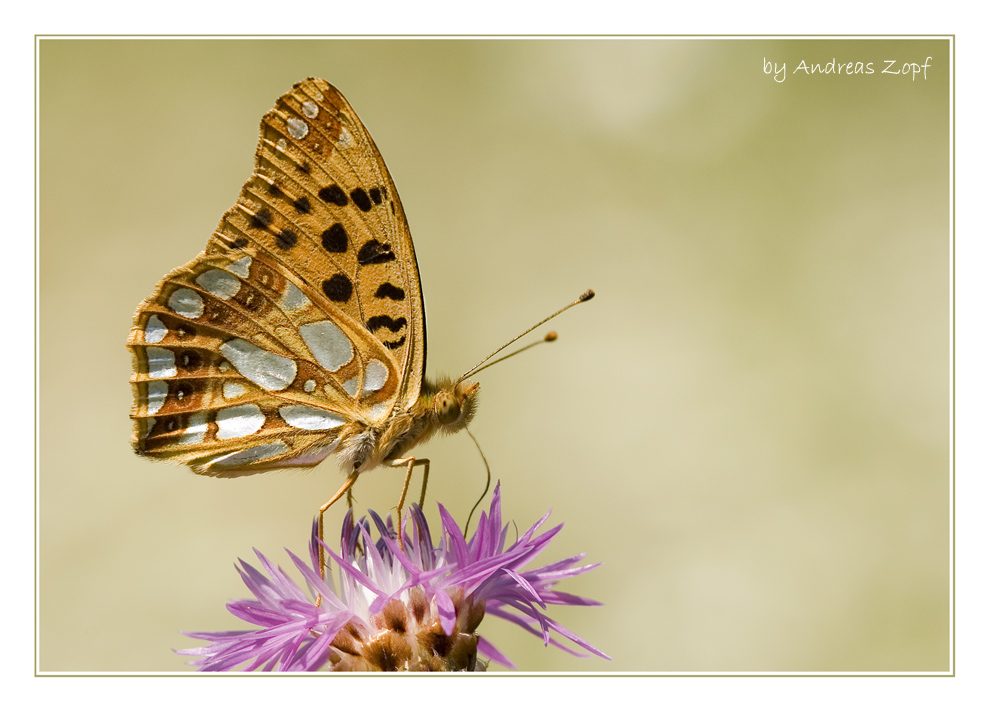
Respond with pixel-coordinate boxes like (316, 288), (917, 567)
(336, 375), (479, 475)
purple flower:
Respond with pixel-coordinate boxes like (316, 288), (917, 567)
(177, 483), (609, 671)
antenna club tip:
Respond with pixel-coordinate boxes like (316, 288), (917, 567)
(544, 331), (558, 342)
(579, 289), (595, 302)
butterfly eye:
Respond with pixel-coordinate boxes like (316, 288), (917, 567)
(435, 392), (461, 425)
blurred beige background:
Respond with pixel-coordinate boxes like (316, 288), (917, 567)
(38, 38), (949, 672)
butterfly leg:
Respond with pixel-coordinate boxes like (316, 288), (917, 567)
(390, 457), (430, 552)
(316, 471), (361, 588)
(417, 459), (431, 509)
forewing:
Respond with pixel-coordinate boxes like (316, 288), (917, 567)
(207, 78), (425, 408)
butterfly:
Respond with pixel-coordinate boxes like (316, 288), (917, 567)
(128, 77), (592, 523)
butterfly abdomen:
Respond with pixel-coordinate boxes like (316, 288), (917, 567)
(338, 401), (435, 473)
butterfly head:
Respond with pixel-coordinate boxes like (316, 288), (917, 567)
(430, 378), (480, 434)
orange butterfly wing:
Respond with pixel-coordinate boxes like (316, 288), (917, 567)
(127, 78), (426, 475)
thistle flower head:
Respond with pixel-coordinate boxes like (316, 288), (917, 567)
(177, 483), (609, 671)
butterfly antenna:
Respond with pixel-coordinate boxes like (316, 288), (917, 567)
(466, 331), (558, 378)
(464, 427), (491, 534)
(458, 289), (595, 382)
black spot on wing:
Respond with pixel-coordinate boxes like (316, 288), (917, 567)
(357, 239), (396, 265)
(367, 315), (407, 333)
(276, 229), (298, 249)
(179, 350), (203, 371)
(321, 223), (348, 253)
(383, 336), (406, 350)
(374, 282), (405, 300)
(251, 208), (273, 230)
(370, 187), (382, 205)
(174, 381), (196, 402)
(319, 185), (348, 206)
(156, 414), (185, 435)
(350, 188), (372, 212)
(293, 196), (311, 214)
(322, 274), (353, 303)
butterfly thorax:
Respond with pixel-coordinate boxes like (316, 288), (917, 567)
(338, 377), (479, 475)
